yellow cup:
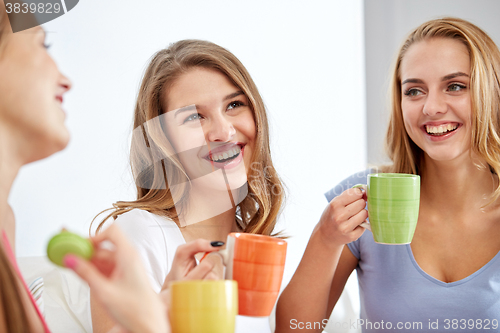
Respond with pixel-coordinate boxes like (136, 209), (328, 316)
(170, 280), (238, 333)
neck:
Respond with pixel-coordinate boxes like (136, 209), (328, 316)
(420, 153), (497, 213)
(0, 129), (24, 244)
(178, 183), (239, 242)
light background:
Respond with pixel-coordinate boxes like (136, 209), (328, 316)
(9, 1), (500, 332)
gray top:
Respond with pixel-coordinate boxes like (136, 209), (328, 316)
(325, 170), (500, 332)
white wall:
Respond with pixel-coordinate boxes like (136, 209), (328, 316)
(365, 0), (500, 164)
(11, 1), (366, 329)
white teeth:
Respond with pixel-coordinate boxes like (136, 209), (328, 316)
(425, 124), (458, 134)
(208, 146), (242, 162)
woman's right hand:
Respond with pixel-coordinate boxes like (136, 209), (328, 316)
(162, 239), (224, 291)
(64, 224), (169, 333)
(316, 187), (368, 248)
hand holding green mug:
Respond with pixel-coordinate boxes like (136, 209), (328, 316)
(354, 173), (420, 244)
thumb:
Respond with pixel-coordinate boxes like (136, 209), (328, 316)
(64, 254), (108, 291)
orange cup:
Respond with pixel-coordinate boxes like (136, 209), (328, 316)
(217, 233), (287, 317)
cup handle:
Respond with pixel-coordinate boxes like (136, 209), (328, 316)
(359, 222), (371, 232)
(352, 183), (367, 191)
(352, 184), (371, 231)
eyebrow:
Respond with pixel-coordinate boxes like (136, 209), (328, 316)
(173, 91), (245, 117)
(174, 105), (197, 117)
(224, 91), (244, 101)
(401, 72), (469, 85)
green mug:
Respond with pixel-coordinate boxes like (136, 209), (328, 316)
(354, 173), (420, 244)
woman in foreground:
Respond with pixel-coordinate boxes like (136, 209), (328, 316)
(276, 17), (500, 332)
(0, 3), (220, 332)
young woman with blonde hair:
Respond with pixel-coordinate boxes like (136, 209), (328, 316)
(91, 40), (285, 332)
(276, 17), (500, 332)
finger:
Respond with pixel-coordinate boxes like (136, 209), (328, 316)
(203, 271), (221, 281)
(64, 254), (109, 291)
(90, 250), (116, 278)
(346, 209), (369, 231)
(351, 223), (366, 240)
(91, 224), (130, 249)
(332, 188), (365, 206)
(184, 258), (217, 280)
(91, 248), (115, 262)
(108, 325), (128, 333)
(343, 198), (368, 220)
(173, 239), (224, 263)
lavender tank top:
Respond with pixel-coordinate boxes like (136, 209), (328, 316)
(325, 170), (500, 333)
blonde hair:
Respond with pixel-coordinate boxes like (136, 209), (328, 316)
(94, 40), (284, 235)
(385, 17), (500, 200)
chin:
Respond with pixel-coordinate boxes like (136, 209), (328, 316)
(30, 131), (70, 163)
(424, 149), (468, 163)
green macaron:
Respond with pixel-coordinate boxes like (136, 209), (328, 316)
(47, 231), (94, 267)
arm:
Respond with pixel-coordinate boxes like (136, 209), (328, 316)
(275, 188), (366, 333)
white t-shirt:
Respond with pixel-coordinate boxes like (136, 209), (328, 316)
(115, 208), (272, 333)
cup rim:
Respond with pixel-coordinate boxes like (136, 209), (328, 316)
(229, 232), (287, 245)
(368, 173), (420, 179)
(170, 279), (237, 288)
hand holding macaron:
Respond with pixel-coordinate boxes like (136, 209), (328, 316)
(48, 225), (169, 333)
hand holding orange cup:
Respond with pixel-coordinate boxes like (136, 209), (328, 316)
(214, 233), (287, 317)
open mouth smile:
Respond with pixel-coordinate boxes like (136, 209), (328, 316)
(203, 143), (245, 169)
(207, 145), (241, 163)
(424, 123), (460, 136)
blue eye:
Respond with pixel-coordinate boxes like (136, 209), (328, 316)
(183, 113), (202, 123)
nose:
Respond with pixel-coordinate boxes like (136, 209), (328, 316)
(423, 91), (447, 117)
(206, 114), (236, 142)
(59, 72), (72, 93)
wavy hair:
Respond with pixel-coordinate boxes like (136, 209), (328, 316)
(385, 17), (500, 201)
(94, 40), (284, 236)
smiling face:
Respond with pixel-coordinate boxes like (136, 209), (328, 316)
(0, 27), (71, 162)
(400, 37), (472, 163)
(162, 67), (256, 192)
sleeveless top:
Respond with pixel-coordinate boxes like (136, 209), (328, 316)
(325, 170), (500, 333)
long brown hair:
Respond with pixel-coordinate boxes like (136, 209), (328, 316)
(0, 244), (31, 332)
(385, 17), (500, 201)
(94, 40), (285, 235)
(0, 2), (32, 331)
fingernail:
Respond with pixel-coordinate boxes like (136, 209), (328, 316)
(63, 255), (77, 269)
(210, 241), (224, 247)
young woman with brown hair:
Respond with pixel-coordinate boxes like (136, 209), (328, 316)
(91, 40), (285, 332)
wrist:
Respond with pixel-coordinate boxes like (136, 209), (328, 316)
(313, 222), (345, 251)
(136, 299), (169, 333)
